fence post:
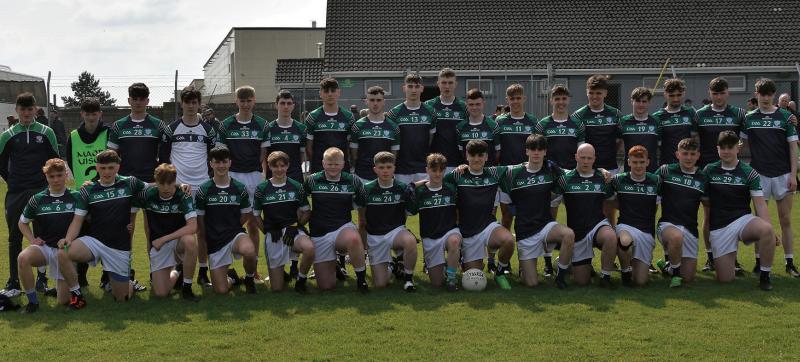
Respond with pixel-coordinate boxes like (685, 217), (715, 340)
(174, 70), (179, 122)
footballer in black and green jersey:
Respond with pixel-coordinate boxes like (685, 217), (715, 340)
(268, 90), (307, 184)
(426, 70), (467, 168)
(553, 143), (618, 286)
(387, 99), (437, 178)
(654, 105), (697, 165)
(456, 117), (500, 167)
(135, 175), (199, 299)
(571, 104), (622, 171)
(407, 153), (462, 290)
(253, 151), (315, 292)
(194, 146), (258, 294)
(610, 146), (660, 286)
(445, 139), (514, 289)
(302, 145), (368, 292)
(695, 104), (745, 167)
(304, 105), (354, 173)
(654, 79), (697, 166)
(349, 116), (400, 180)
(619, 114), (660, 172)
(354, 152), (418, 290)
(17, 159), (85, 310)
(742, 79), (799, 275)
(217, 114), (270, 174)
(63, 150), (147, 301)
(656, 138), (707, 284)
(107, 114), (169, 183)
(498, 134), (575, 288)
(535, 115), (585, 170)
(266, 119), (307, 183)
(703, 131), (775, 290)
(495, 112), (536, 166)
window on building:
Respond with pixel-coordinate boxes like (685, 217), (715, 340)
(466, 79), (493, 95)
(365, 80), (392, 96)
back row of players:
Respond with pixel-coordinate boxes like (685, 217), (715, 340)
(3, 69), (797, 313)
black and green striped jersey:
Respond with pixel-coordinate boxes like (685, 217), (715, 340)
(0, 121), (59, 192)
(217, 114), (270, 173)
(349, 117), (401, 179)
(355, 179), (414, 235)
(619, 114), (660, 172)
(108, 115), (169, 182)
(76, 175), (147, 251)
(657, 163), (707, 237)
(386, 103), (437, 174)
(135, 186), (195, 245)
(695, 105), (746, 167)
(535, 115), (586, 169)
(444, 166), (508, 237)
(304, 106), (354, 173)
(21, 189), (83, 248)
(425, 96), (467, 167)
(654, 106), (697, 165)
(495, 113), (537, 166)
(741, 108), (799, 177)
(572, 105), (622, 170)
(408, 182), (458, 239)
(195, 178), (251, 254)
(500, 162), (563, 239)
(703, 161), (762, 230)
(554, 169), (614, 240)
(253, 178), (309, 231)
(456, 117), (500, 167)
(303, 171), (363, 237)
(611, 172), (660, 235)
(266, 119), (307, 183)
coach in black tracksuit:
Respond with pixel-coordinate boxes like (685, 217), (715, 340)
(0, 95), (59, 295)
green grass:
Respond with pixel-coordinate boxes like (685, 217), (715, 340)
(1, 180), (799, 360)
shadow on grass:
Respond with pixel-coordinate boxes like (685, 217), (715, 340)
(2, 265), (794, 332)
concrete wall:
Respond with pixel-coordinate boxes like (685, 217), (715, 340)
(204, 28), (325, 105)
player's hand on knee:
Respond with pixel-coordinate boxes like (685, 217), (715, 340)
(32, 237), (45, 246)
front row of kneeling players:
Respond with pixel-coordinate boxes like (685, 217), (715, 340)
(16, 130), (776, 311)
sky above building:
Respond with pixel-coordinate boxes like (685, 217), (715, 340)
(1, 0), (327, 105)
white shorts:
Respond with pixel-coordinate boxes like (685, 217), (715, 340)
(229, 171), (263, 205)
(462, 222), (502, 263)
(422, 228), (461, 268)
(572, 219), (612, 264)
(616, 223), (656, 264)
(395, 173), (427, 184)
(312, 222), (356, 263)
(77, 236), (131, 277)
(498, 191), (511, 204)
(710, 214), (757, 258)
(760, 173), (792, 201)
(657, 222), (698, 259)
(264, 229), (306, 268)
(208, 233), (246, 270)
(517, 221), (559, 261)
(367, 226), (407, 265)
(31, 245), (63, 280)
(149, 239), (180, 272)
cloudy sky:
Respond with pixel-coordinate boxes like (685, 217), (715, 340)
(1, 0), (327, 105)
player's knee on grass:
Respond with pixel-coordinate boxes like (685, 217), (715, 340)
(520, 259), (538, 287)
(572, 264), (592, 285)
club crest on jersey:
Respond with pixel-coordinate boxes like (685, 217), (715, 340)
(480, 131), (488, 138)
(726, 117), (733, 124)
(682, 117), (689, 123)
(735, 177), (742, 183)
(171, 204), (179, 212)
(538, 175), (546, 183)
(341, 185), (348, 192)
(145, 128), (153, 136)
(525, 126), (532, 132)
(647, 186), (655, 193)
(117, 189), (125, 197)
(454, 112), (461, 118)
(694, 181), (702, 188)
(443, 196), (451, 203)
(774, 121), (781, 127)
(606, 117), (613, 123)
(35, 135), (43, 143)
(421, 116), (429, 122)
(66, 203), (73, 210)
(383, 130), (390, 137)
(568, 129), (575, 135)
(288, 192), (296, 199)
(394, 194), (401, 201)
(483, 179), (490, 185)
(338, 122), (346, 129)
(594, 184), (601, 191)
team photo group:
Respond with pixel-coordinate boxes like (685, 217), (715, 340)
(1, 67), (798, 314)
